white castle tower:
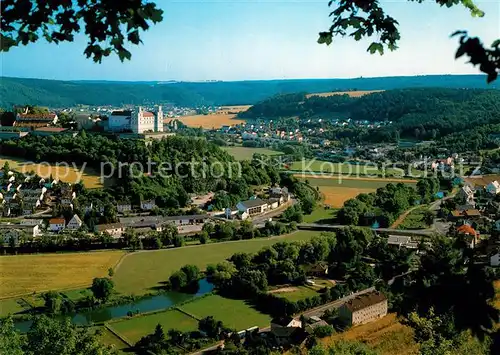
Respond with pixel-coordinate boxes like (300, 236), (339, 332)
(155, 106), (164, 132)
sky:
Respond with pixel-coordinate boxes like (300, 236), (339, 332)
(1, 0), (499, 81)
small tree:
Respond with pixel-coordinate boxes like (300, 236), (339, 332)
(169, 270), (187, 291)
(107, 268), (114, 277)
(91, 277), (114, 303)
(42, 291), (62, 314)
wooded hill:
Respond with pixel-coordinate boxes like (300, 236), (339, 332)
(240, 88), (500, 139)
(1, 75), (497, 108)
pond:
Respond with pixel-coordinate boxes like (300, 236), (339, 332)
(15, 278), (214, 332)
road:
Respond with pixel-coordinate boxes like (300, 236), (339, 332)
(188, 287), (376, 355)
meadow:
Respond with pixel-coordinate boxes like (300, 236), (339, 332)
(305, 90), (383, 98)
(302, 205), (338, 224)
(222, 146), (283, 161)
(0, 155), (103, 188)
(297, 176), (417, 208)
(272, 286), (319, 302)
(319, 314), (419, 355)
(0, 251), (125, 298)
(289, 159), (421, 178)
(397, 206), (431, 230)
(108, 309), (199, 344)
(0, 298), (27, 317)
(113, 231), (318, 295)
(179, 294), (271, 330)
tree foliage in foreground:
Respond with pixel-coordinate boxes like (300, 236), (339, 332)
(1, 0), (163, 62)
(319, 0), (499, 82)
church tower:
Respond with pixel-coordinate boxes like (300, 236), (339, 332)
(155, 106), (164, 132)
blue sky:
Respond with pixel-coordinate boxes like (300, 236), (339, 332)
(1, 0), (498, 81)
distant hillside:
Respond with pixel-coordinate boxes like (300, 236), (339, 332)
(0, 75), (497, 109)
(240, 88), (500, 139)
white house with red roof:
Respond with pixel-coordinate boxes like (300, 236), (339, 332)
(49, 217), (66, 232)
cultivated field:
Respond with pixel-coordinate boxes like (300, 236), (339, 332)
(179, 294), (271, 330)
(320, 314), (419, 355)
(109, 309), (198, 344)
(222, 146), (283, 161)
(297, 176), (416, 208)
(169, 105), (249, 129)
(0, 251), (125, 298)
(0, 156), (103, 188)
(305, 90), (383, 98)
(113, 231), (318, 295)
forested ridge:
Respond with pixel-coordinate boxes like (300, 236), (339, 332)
(240, 88), (500, 140)
(0, 75), (497, 108)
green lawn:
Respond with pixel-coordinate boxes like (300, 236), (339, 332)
(98, 327), (130, 353)
(179, 295), (271, 331)
(303, 206), (338, 223)
(0, 298), (27, 316)
(108, 309), (198, 344)
(113, 231), (318, 295)
(63, 288), (92, 302)
(274, 286), (319, 302)
(289, 159), (423, 178)
(222, 146), (283, 161)
(22, 294), (45, 308)
(298, 177), (417, 189)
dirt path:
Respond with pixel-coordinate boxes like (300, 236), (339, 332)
(390, 205), (421, 229)
(268, 287), (300, 294)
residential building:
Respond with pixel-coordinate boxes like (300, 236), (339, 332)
(49, 218), (66, 232)
(66, 214), (83, 230)
(140, 199), (156, 211)
(458, 185), (475, 204)
(15, 111), (58, 129)
(116, 203), (132, 213)
(163, 214), (210, 226)
(0, 224), (41, 239)
(236, 199), (269, 216)
(456, 224), (480, 248)
(448, 209), (481, 221)
(270, 317), (302, 345)
(306, 263), (329, 277)
(490, 252), (500, 267)
(387, 235), (418, 249)
(20, 219), (43, 227)
(96, 223), (125, 238)
(304, 316), (330, 335)
(486, 181), (500, 195)
(339, 291), (388, 326)
(108, 110), (132, 132)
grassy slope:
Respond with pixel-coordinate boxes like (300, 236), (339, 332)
(0, 251), (125, 298)
(113, 231), (318, 295)
(179, 294), (271, 330)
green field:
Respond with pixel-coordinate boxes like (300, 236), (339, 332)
(0, 298), (27, 317)
(179, 295), (271, 331)
(222, 146), (283, 161)
(108, 309), (198, 344)
(289, 159), (423, 178)
(113, 231), (318, 295)
(62, 288), (92, 302)
(303, 205), (338, 223)
(398, 206), (431, 230)
(274, 286), (319, 302)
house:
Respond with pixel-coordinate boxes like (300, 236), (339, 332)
(66, 214), (83, 230)
(20, 219), (43, 227)
(304, 316), (330, 335)
(490, 252), (500, 267)
(486, 181), (500, 195)
(163, 214), (210, 226)
(448, 209), (481, 221)
(15, 111), (58, 129)
(236, 199), (269, 216)
(456, 224), (480, 248)
(49, 218), (66, 232)
(96, 223), (125, 238)
(339, 291), (388, 326)
(270, 317), (302, 345)
(269, 186), (291, 203)
(387, 235), (418, 249)
(140, 200), (156, 211)
(458, 185), (475, 204)
(0, 224), (41, 239)
(306, 262), (329, 276)
(116, 203), (132, 213)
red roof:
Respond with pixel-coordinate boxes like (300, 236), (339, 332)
(17, 113), (56, 120)
(142, 112), (154, 117)
(456, 225), (478, 236)
(49, 218), (65, 224)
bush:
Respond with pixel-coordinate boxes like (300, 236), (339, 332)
(313, 325), (334, 338)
